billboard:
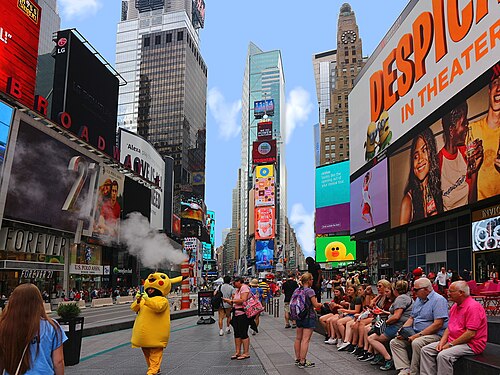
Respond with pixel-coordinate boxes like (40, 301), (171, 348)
(3, 117), (101, 234)
(315, 161), (350, 208)
(0, 0), (41, 108)
(255, 164), (273, 178)
(472, 204), (500, 252)
(256, 240), (274, 270)
(350, 159), (389, 235)
(122, 177), (151, 223)
(0, 101), (14, 178)
(120, 128), (165, 230)
(255, 177), (275, 207)
(252, 140), (277, 165)
(315, 203), (350, 234)
(172, 214), (181, 237)
(349, 1), (500, 175)
(254, 99), (275, 118)
(389, 70), (500, 228)
(255, 207), (275, 240)
(315, 236), (356, 263)
(257, 121), (273, 140)
(51, 29), (119, 156)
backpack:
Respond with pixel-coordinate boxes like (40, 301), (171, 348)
(289, 287), (310, 321)
(211, 285), (223, 310)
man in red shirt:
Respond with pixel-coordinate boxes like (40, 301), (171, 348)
(420, 281), (487, 375)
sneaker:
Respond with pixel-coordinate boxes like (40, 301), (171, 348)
(348, 345), (358, 354)
(353, 348), (365, 356)
(291, 324), (296, 328)
(325, 338), (338, 345)
(370, 354), (384, 365)
(337, 342), (351, 351)
(219, 329), (224, 336)
(226, 327), (231, 334)
(359, 352), (375, 362)
(285, 324), (291, 328)
(294, 359), (300, 366)
(380, 359), (394, 371)
(297, 361), (315, 369)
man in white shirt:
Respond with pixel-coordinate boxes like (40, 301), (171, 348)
(434, 268), (448, 294)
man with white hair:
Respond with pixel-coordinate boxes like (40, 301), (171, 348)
(420, 281), (487, 375)
(390, 277), (449, 375)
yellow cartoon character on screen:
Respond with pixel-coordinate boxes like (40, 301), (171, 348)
(325, 241), (354, 262)
(364, 122), (378, 161)
(131, 272), (183, 375)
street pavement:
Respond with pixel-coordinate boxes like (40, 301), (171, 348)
(66, 297), (395, 375)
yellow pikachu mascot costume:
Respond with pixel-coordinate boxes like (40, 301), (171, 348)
(131, 272), (183, 375)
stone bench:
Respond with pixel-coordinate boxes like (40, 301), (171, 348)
(116, 295), (134, 304)
(91, 297), (114, 308)
(454, 343), (500, 375)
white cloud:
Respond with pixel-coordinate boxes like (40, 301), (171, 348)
(58, 0), (102, 19)
(285, 87), (313, 143)
(207, 87), (242, 141)
(289, 203), (315, 258)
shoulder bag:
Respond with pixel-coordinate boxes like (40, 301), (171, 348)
(243, 292), (264, 318)
(2, 343), (29, 375)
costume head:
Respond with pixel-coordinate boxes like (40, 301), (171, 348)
(143, 272), (183, 297)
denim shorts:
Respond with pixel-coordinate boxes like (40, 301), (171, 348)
(296, 317), (316, 329)
(383, 324), (399, 339)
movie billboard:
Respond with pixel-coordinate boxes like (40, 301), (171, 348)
(315, 236), (356, 263)
(256, 240), (274, 270)
(0, 0), (41, 108)
(255, 207), (275, 240)
(255, 164), (273, 178)
(51, 29), (119, 156)
(120, 128), (165, 230)
(350, 159), (389, 235)
(3, 117), (101, 233)
(389, 67), (500, 228)
(315, 203), (350, 234)
(257, 121), (273, 140)
(255, 177), (275, 207)
(252, 140), (277, 165)
(254, 99), (275, 118)
(315, 161), (350, 208)
(349, 1), (500, 175)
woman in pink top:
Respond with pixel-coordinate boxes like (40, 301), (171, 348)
(223, 276), (251, 360)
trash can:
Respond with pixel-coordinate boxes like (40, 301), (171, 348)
(57, 316), (84, 366)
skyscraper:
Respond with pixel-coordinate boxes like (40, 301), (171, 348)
(238, 43), (287, 275)
(116, 0), (207, 212)
(36, 0), (61, 55)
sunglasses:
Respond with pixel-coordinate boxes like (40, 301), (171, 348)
(413, 287), (426, 292)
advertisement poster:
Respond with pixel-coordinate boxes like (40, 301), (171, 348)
(255, 177), (275, 207)
(197, 290), (214, 316)
(172, 214), (181, 237)
(472, 216), (500, 252)
(255, 207), (275, 240)
(255, 164), (273, 178)
(315, 236), (356, 263)
(389, 70), (499, 228)
(315, 203), (350, 234)
(256, 240), (274, 270)
(257, 121), (273, 140)
(4, 119), (101, 233)
(252, 140), (277, 164)
(350, 159), (389, 235)
(315, 161), (350, 208)
(349, 1), (500, 175)
(254, 99), (275, 118)
(92, 166), (124, 243)
(0, 0), (41, 108)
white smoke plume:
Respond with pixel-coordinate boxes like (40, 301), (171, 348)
(120, 212), (187, 269)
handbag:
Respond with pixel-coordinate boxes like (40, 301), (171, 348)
(243, 292), (264, 318)
(211, 285), (223, 310)
(2, 343), (29, 375)
(373, 315), (387, 335)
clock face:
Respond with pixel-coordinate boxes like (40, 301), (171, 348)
(341, 30), (357, 44)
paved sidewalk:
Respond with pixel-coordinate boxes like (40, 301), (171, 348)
(66, 302), (394, 374)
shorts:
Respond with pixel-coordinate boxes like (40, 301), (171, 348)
(383, 324), (399, 339)
(232, 313), (250, 339)
(284, 302), (290, 314)
(296, 317), (316, 329)
(218, 307), (232, 318)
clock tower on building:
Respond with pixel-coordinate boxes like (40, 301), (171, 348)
(320, 3), (364, 165)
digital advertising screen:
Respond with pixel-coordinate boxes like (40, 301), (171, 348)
(350, 158), (389, 235)
(349, 2), (500, 175)
(252, 140), (277, 165)
(0, 101), (14, 178)
(389, 66), (500, 228)
(256, 240), (274, 270)
(472, 216), (500, 252)
(255, 177), (275, 207)
(254, 99), (275, 118)
(315, 161), (350, 208)
(0, 0), (41, 108)
(122, 176), (151, 225)
(257, 121), (273, 140)
(315, 203), (350, 234)
(315, 236), (356, 263)
(255, 207), (275, 240)
(255, 164), (273, 178)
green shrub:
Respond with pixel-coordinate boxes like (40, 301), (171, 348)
(56, 303), (81, 319)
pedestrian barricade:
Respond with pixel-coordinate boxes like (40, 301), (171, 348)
(116, 295), (134, 304)
(44, 302), (52, 313)
(91, 297), (114, 308)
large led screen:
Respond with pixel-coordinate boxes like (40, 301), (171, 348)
(316, 203), (350, 234)
(472, 216), (500, 252)
(0, 101), (14, 177)
(255, 177), (275, 207)
(390, 68), (500, 228)
(252, 140), (277, 165)
(0, 0), (41, 108)
(255, 207), (275, 240)
(256, 240), (274, 270)
(315, 236), (356, 263)
(350, 159), (389, 235)
(349, 1), (500, 175)
(315, 161), (350, 208)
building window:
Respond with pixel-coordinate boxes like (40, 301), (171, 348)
(340, 144), (344, 149)
(332, 153), (336, 158)
(155, 35), (161, 45)
(325, 145), (330, 151)
(337, 95), (341, 101)
(339, 136), (344, 141)
(326, 153), (330, 159)
(344, 51), (349, 56)
(144, 37), (150, 47)
(340, 153), (344, 158)
(332, 137), (336, 142)
(166, 34), (172, 43)
(177, 31), (183, 41)
(346, 116), (349, 122)
(338, 118), (343, 123)
(332, 145), (336, 150)
(327, 118), (333, 124)
(352, 58), (357, 63)
(325, 137), (330, 142)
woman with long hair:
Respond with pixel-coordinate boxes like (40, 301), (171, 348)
(336, 285), (363, 351)
(0, 284), (66, 375)
(321, 287), (347, 344)
(400, 128), (443, 225)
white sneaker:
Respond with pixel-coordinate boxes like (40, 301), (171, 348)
(226, 327), (231, 334)
(337, 341), (350, 351)
(219, 329), (224, 336)
(325, 338), (337, 345)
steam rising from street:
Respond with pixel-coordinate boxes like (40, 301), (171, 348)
(121, 212), (187, 269)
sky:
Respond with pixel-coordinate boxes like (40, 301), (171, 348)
(58, 0), (410, 258)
